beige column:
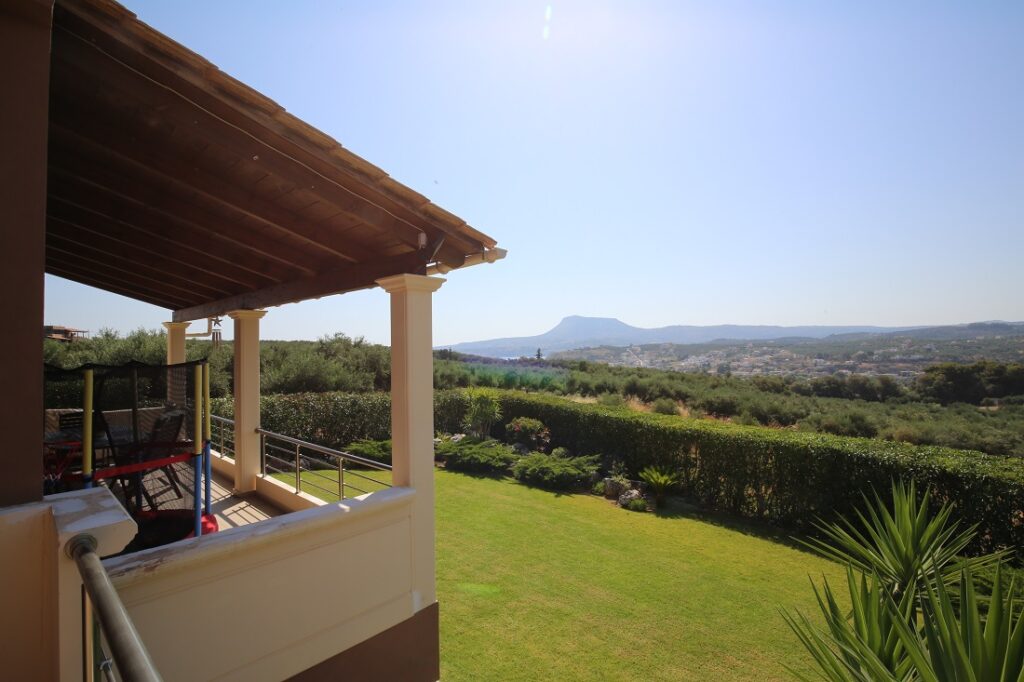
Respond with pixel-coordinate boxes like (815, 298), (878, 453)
(376, 274), (445, 611)
(162, 321), (190, 364)
(229, 309), (267, 493)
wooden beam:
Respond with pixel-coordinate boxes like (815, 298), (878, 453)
(48, 162), (315, 284)
(49, 134), (326, 277)
(48, 179), (283, 291)
(47, 220), (234, 300)
(49, 112), (381, 265)
(50, 24), (477, 268)
(46, 258), (186, 309)
(47, 238), (205, 303)
(48, 205), (244, 295)
(172, 251), (428, 322)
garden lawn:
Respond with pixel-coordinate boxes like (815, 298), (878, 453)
(271, 467), (393, 498)
(299, 469), (845, 680)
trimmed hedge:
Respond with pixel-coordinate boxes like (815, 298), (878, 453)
(512, 452), (599, 491)
(487, 390), (1024, 556)
(436, 438), (519, 474)
(213, 388), (1024, 557)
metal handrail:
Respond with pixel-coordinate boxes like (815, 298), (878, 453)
(255, 427), (391, 501)
(67, 534), (162, 682)
(255, 428), (392, 471)
(210, 414), (235, 459)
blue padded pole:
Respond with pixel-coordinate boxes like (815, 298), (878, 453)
(204, 441), (212, 515)
(193, 364), (203, 538)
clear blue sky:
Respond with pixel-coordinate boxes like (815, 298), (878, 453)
(44, 1), (1024, 345)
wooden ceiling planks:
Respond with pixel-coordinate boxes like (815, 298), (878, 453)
(45, 0), (501, 318)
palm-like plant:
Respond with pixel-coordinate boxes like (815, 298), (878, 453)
(891, 565), (1024, 682)
(783, 480), (1021, 682)
(638, 466), (679, 508)
(800, 481), (1006, 601)
(783, 567), (915, 682)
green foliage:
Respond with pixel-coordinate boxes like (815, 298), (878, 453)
(916, 360), (1024, 405)
(592, 480), (606, 496)
(783, 482), (1024, 681)
(481, 389), (1024, 556)
(345, 439), (392, 466)
(511, 452), (600, 491)
(801, 481), (1007, 599)
(504, 417), (550, 451)
(595, 392), (626, 408)
(436, 438), (518, 474)
(212, 387), (1024, 556)
(638, 466), (680, 508)
(624, 497), (649, 512)
(463, 392), (502, 439)
(650, 398), (678, 415)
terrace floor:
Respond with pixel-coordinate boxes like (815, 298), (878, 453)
(132, 464), (282, 530)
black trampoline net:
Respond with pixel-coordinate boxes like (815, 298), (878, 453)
(43, 360), (206, 516)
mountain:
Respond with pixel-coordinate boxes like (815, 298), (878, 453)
(442, 316), (919, 359)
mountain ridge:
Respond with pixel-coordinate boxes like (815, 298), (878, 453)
(443, 316), (1024, 359)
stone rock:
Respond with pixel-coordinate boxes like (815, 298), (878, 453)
(617, 488), (643, 507)
(512, 442), (531, 455)
(604, 477), (627, 499)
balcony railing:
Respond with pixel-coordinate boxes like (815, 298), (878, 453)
(211, 414), (235, 460)
(68, 534), (161, 682)
(256, 427), (392, 501)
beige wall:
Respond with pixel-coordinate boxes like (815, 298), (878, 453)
(0, 505), (57, 680)
(105, 487), (421, 682)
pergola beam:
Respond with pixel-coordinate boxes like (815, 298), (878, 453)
(49, 114), (380, 265)
(51, 20), (479, 268)
(172, 251), (429, 322)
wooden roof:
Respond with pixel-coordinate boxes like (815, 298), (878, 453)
(46, 0), (502, 322)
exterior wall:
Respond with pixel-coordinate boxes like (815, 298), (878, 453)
(0, 504), (58, 680)
(288, 602), (439, 682)
(104, 487), (422, 682)
(0, 0), (53, 506)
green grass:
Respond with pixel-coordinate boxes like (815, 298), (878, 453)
(270, 467), (393, 499)
(297, 468), (844, 680)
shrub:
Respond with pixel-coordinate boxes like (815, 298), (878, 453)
(463, 392), (501, 438)
(551, 446), (571, 458)
(504, 416), (550, 451)
(512, 452), (599, 491)
(345, 438), (392, 467)
(483, 389), (1024, 557)
(592, 480), (606, 496)
(651, 398), (678, 416)
(596, 392), (626, 408)
(624, 497), (648, 512)
(436, 438), (518, 474)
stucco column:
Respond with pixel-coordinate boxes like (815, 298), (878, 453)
(229, 310), (266, 493)
(162, 321), (190, 364)
(376, 274), (445, 611)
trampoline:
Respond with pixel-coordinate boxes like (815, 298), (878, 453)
(44, 359), (218, 551)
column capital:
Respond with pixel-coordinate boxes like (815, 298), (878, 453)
(162, 321), (191, 331)
(375, 274), (445, 294)
(227, 309), (268, 321)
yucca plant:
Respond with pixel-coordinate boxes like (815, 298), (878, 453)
(887, 564), (1024, 682)
(638, 466), (680, 508)
(783, 480), (1022, 681)
(800, 480), (1007, 602)
(783, 567), (916, 681)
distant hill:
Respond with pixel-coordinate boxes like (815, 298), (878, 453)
(443, 316), (920, 359)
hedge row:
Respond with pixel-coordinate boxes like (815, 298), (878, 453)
(213, 389), (1024, 556)
(488, 390), (1024, 556)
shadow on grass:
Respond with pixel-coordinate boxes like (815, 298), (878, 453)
(651, 495), (821, 556)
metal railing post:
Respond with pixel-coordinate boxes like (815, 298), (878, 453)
(338, 458), (344, 501)
(68, 534), (162, 682)
(260, 431), (266, 476)
(294, 443), (301, 494)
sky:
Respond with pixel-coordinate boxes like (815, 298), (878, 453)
(44, 1), (1024, 345)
